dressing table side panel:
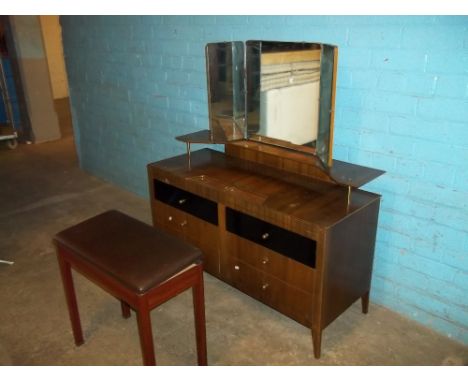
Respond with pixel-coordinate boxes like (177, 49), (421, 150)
(320, 198), (381, 329)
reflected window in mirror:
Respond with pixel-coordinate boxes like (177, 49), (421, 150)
(257, 42), (322, 148)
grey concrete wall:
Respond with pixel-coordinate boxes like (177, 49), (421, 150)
(9, 15), (60, 143)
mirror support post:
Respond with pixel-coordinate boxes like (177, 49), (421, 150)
(186, 142), (191, 169)
(347, 185), (352, 209)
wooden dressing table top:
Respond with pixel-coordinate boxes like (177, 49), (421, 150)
(148, 148), (381, 238)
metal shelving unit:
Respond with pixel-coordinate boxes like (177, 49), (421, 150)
(0, 56), (17, 149)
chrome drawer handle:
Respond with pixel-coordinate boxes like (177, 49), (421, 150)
(261, 233), (269, 240)
(178, 198), (187, 205)
(168, 216), (173, 221)
(262, 257), (269, 265)
(234, 265), (240, 271)
(262, 283), (269, 290)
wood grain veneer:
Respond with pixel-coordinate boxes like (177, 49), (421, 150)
(148, 147), (383, 358)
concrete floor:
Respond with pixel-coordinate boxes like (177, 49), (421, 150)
(0, 121), (467, 366)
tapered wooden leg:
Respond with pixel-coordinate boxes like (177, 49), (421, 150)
(311, 328), (322, 359)
(136, 303), (156, 366)
(361, 291), (370, 314)
(121, 300), (131, 319)
(192, 266), (208, 366)
(57, 253), (84, 346)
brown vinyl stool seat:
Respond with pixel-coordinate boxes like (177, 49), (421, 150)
(53, 210), (207, 366)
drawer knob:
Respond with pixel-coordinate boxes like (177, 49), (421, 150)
(262, 283), (269, 290)
(178, 198), (187, 205)
(261, 233), (270, 240)
(180, 220), (187, 227)
(234, 265), (240, 271)
(168, 216), (173, 222)
(262, 257), (269, 265)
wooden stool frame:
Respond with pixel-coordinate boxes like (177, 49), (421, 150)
(56, 245), (207, 366)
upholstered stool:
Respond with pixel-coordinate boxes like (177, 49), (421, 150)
(53, 210), (207, 366)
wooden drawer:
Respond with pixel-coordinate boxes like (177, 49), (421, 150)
(152, 200), (187, 237)
(152, 200), (220, 276)
(226, 208), (316, 269)
(153, 179), (218, 225)
(262, 272), (314, 326)
(225, 232), (315, 293)
(225, 257), (264, 302)
(225, 257), (314, 326)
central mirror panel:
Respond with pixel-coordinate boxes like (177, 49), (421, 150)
(246, 41), (321, 149)
(205, 40), (337, 168)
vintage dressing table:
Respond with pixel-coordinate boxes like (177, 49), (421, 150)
(147, 41), (384, 358)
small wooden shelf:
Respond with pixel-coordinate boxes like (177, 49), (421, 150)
(175, 129), (231, 144)
(330, 160), (385, 189)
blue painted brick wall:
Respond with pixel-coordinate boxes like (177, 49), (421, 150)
(60, 16), (468, 344)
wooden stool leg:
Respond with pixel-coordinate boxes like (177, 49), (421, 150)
(136, 303), (156, 366)
(192, 266), (207, 366)
(120, 300), (131, 318)
(57, 253), (84, 346)
(311, 327), (322, 359)
(361, 291), (370, 314)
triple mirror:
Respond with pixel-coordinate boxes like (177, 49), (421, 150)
(206, 40), (338, 168)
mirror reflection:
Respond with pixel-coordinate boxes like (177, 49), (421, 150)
(206, 40), (337, 168)
(260, 48), (321, 146)
(246, 41), (322, 149)
(205, 42), (245, 142)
